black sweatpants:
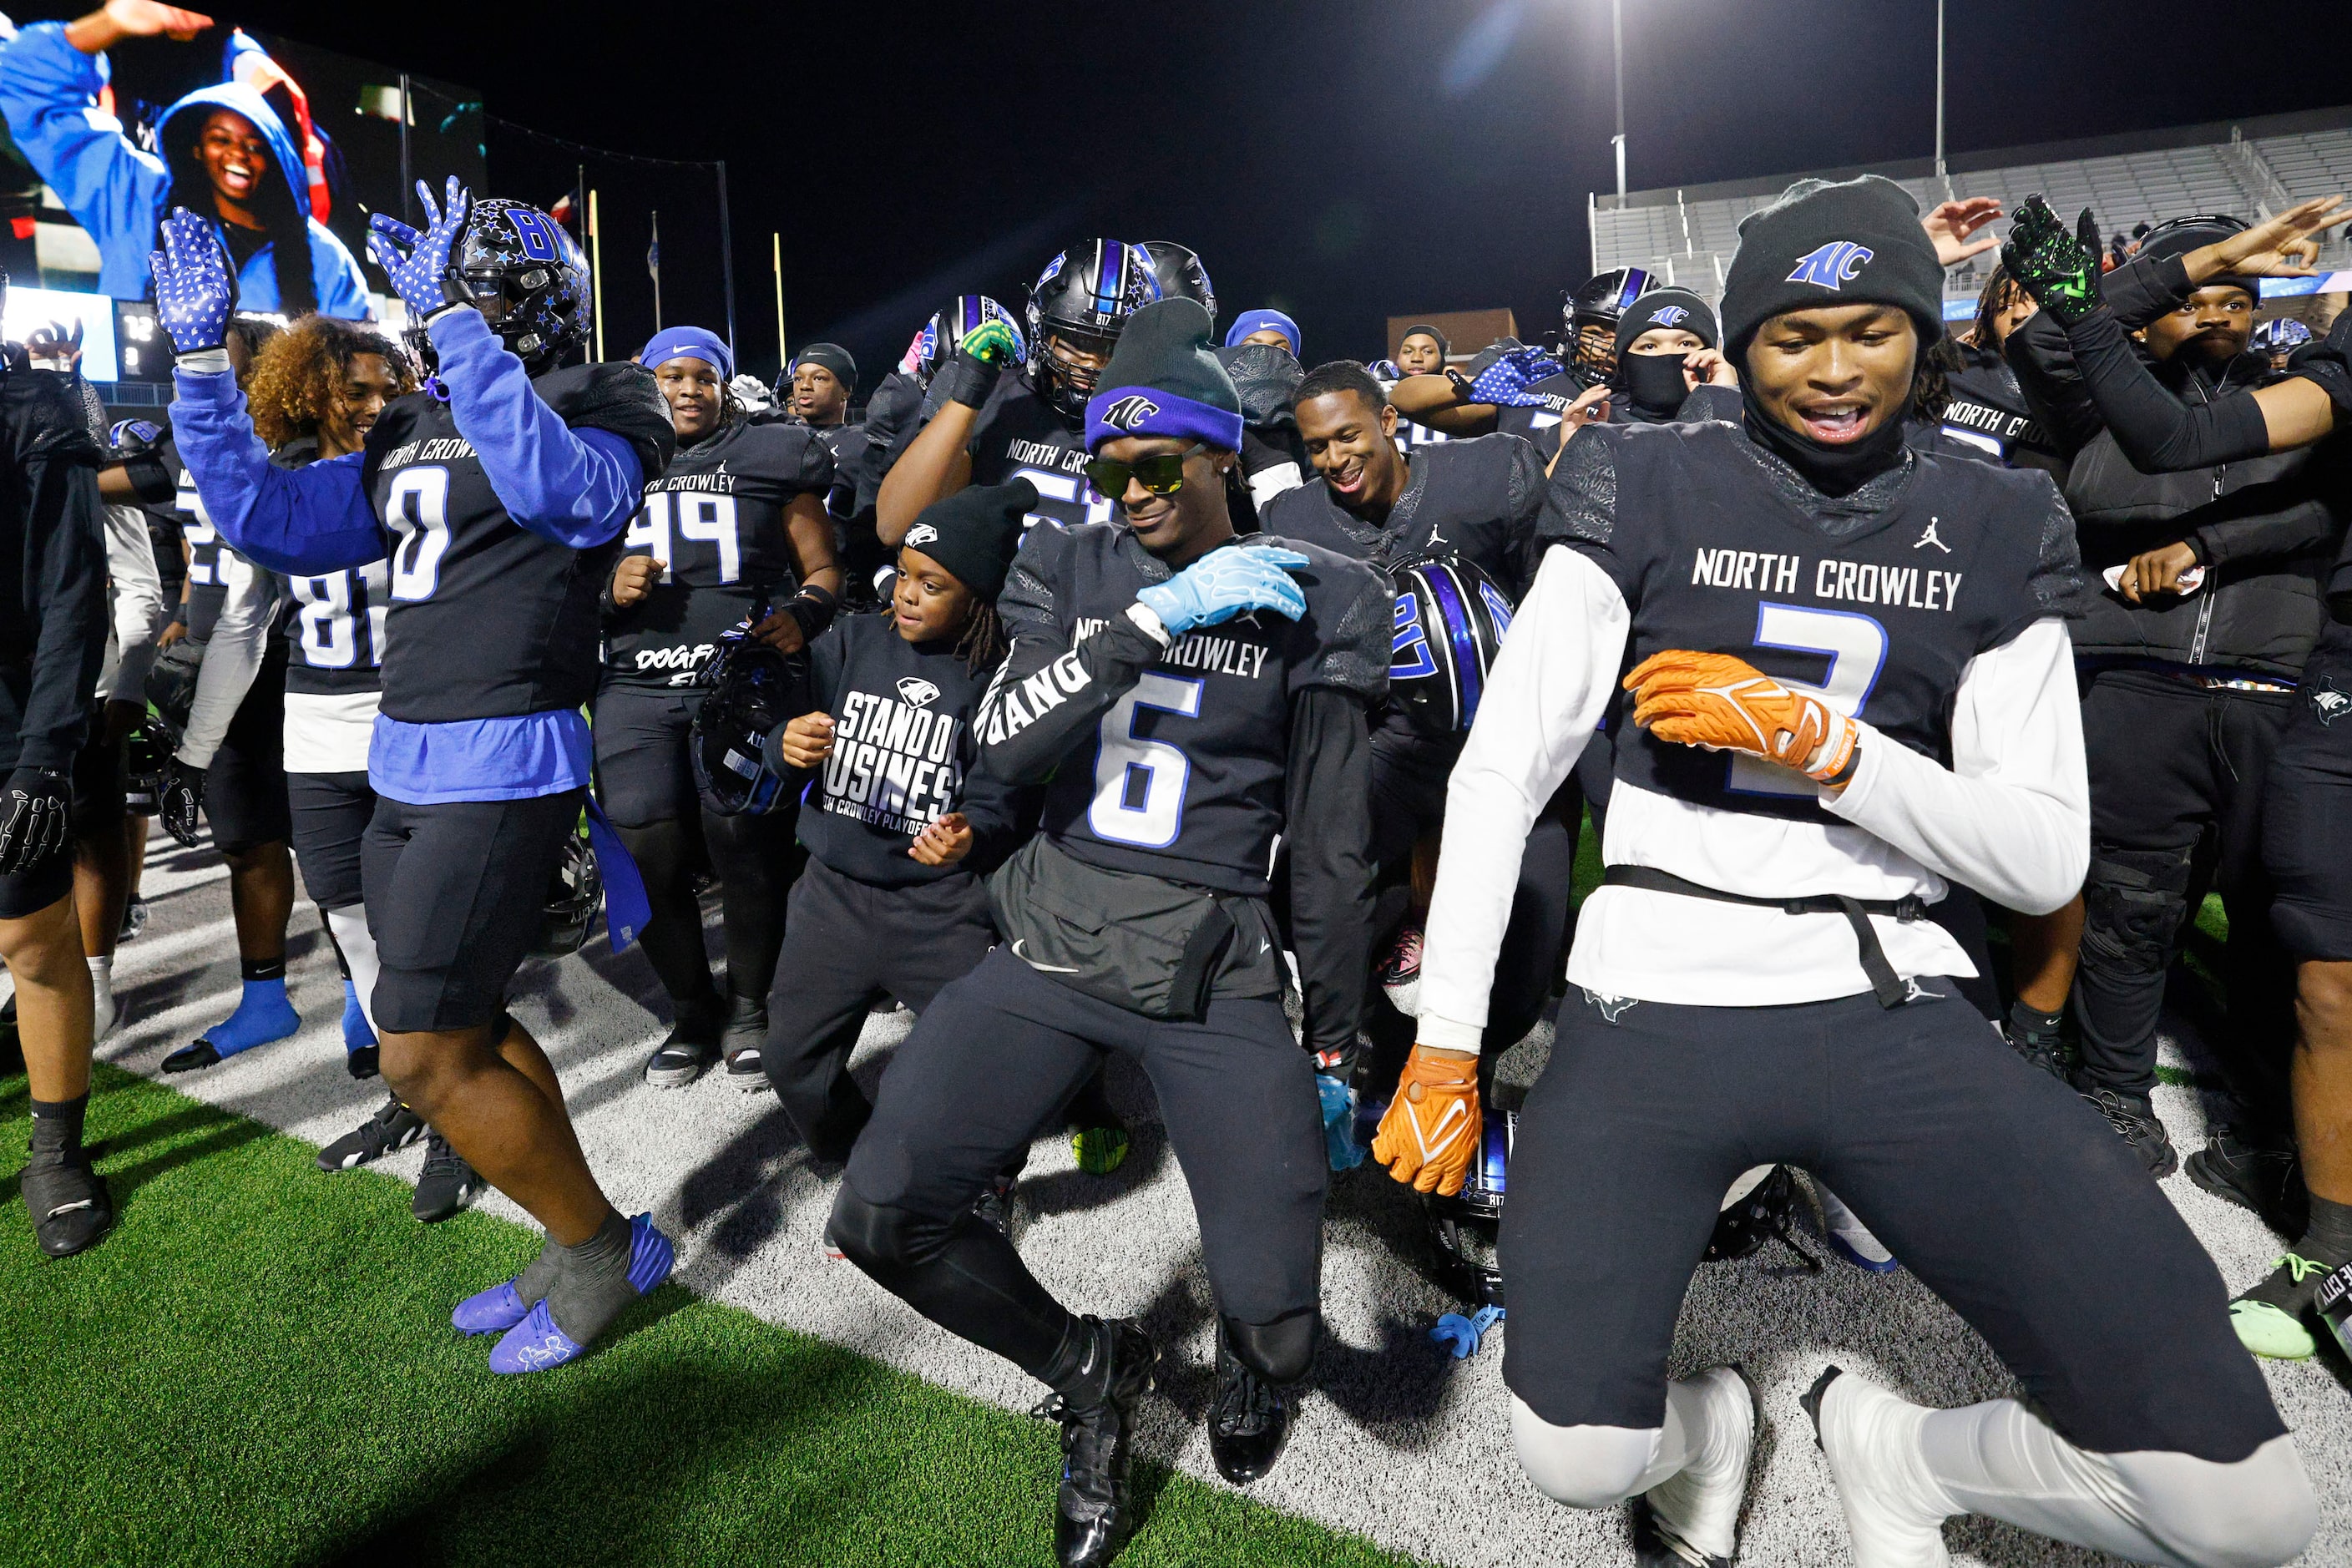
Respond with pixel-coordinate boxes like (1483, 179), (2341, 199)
(1502, 987), (2286, 1463)
(763, 857), (997, 1161)
(839, 945), (1326, 1374)
(2073, 669), (2294, 1134)
(2266, 622), (2352, 963)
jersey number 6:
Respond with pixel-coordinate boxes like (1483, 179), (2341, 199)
(1089, 671), (1204, 848)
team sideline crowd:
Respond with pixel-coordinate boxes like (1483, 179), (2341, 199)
(6, 9), (2352, 1560)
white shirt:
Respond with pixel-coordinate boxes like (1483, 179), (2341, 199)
(1416, 545), (2089, 1047)
(175, 546), (276, 769)
(95, 503), (165, 704)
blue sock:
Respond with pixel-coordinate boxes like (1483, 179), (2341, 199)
(341, 980), (376, 1054)
(203, 974), (301, 1058)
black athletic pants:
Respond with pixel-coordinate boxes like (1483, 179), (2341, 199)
(836, 945), (1326, 1377)
(2073, 670), (2294, 1135)
(2265, 622), (2352, 963)
(763, 857), (998, 1161)
(1502, 987), (2286, 1463)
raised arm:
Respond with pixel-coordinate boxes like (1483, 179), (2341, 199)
(169, 366), (382, 573)
(0, 18), (177, 293)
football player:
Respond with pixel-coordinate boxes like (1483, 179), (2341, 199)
(1387, 271), (1649, 459)
(1396, 325), (1449, 377)
(158, 180), (679, 1374)
(831, 300), (1388, 1565)
(1401, 176), (2313, 1568)
(877, 240), (1158, 545)
(1222, 307), (1299, 358)
(783, 343), (867, 538)
(0, 320), (113, 1257)
(2000, 193), (2352, 1364)
(603, 325), (838, 1089)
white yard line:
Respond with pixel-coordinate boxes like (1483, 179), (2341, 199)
(72, 846), (2350, 1568)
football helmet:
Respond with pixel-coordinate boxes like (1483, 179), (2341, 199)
(533, 827), (604, 959)
(1140, 241), (1216, 326)
(122, 713), (178, 818)
(690, 627), (805, 817)
(1388, 555), (1515, 736)
(2252, 316), (2314, 362)
(1703, 1165), (1818, 1268)
(913, 295), (1024, 390)
(1562, 267), (1651, 376)
(443, 197), (592, 374)
(108, 417), (165, 458)
(1425, 1106), (1514, 1305)
(1026, 239), (1161, 418)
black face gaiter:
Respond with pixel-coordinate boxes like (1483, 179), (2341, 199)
(1741, 390), (1910, 498)
(1616, 352), (1694, 417)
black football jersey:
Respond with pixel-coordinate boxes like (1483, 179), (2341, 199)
(269, 438), (384, 695)
(1938, 352), (2057, 467)
(172, 448), (232, 641)
(361, 362), (673, 724)
(993, 524), (1390, 893)
(1257, 432), (1552, 599)
(959, 368), (1110, 533)
(604, 417), (831, 690)
(1495, 366), (1601, 460)
(807, 421), (867, 521)
(1550, 420), (2081, 827)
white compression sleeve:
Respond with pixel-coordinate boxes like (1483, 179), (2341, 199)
(323, 904), (381, 1039)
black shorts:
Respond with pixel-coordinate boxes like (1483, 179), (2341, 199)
(592, 683), (699, 828)
(2266, 621), (2352, 962)
(69, 703), (124, 832)
(846, 944), (1328, 1327)
(1500, 987), (2285, 1464)
(206, 643), (291, 854)
(286, 770), (374, 911)
(0, 714), (109, 918)
(362, 789), (580, 1033)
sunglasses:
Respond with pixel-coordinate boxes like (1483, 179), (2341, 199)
(1084, 442), (1206, 500)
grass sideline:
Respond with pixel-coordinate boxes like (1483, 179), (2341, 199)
(0, 1066), (1427, 1568)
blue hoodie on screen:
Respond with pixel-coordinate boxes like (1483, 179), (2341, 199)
(0, 21), (369, 316)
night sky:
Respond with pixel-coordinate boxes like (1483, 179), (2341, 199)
(37, 0), (2352, 386)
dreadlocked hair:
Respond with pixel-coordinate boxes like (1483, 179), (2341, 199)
(1912, 331), (1965, 422)
(246, 315), (416, 449)
(163, 111), (317, 316)
(953, 599), (1009, 675)
(1968, 264), (2030, 352)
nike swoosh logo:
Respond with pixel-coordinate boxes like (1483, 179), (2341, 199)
(1010, 939), (1079, 974)
(1414, 1097), (1468, 1160)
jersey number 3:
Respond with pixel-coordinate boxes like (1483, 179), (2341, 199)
(1729, 603), (1885, 797)
(1089, 672), (1203, 847)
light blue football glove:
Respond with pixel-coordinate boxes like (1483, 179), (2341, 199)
(367, 176), (473, 322)
(1469, 346), (1565, 408)
(1318, 1072), (1366, 1172)
(1136, 545), (1309, 636)
(147, 210), (235, 355)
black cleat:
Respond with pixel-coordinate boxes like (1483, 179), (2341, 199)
(160, 1040), (220, 1074)
(2001, 1019), (2066, 1080)
(1207, 1328), (1291, 1486)
(412, 1132), (483, 1223)
(317, 1095), (425, 1172)
(22, 1151), (112, 1257)
(1035, 1318), (1157, 1568)
(2187, 1124), (2307, 1237)
(2076, 1085), (2177, 1179)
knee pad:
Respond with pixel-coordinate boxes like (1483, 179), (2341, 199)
(1510, 1396), (1664, 1509)
(2112, 1435), (2316, 1568)
(1223, 1310), (1318, 1384)
(827, 1184), (952, 1274)
(2078, 845), (2195, 974)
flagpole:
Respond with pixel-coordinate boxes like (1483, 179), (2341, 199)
(650, 209), (662, 331)
(589, 189), (605, 362)
(715, 159), (737, 362)
(771, 231), (786, 372)
(397, 72), (412, 223)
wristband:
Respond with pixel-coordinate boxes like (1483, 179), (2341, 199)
(1821, 736), (1863, 790)
(175, 346), (233, 375)
(781, 584), (839, 642)
(1444, 368), (1476, 402)
(936, 349), (1004, 411)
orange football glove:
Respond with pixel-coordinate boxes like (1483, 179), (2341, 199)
(1623, 650), (1858, 783)
(1372, 1046), (1482, 1196)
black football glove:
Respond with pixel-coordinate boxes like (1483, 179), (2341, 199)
(159, 756), (206, 848)
(2000, 195), (2105, 327)
(0, 766), (70, 878)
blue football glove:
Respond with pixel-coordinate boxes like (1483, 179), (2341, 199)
(1318, 1072), (1366, 1172)
(1136, 545), (1310, 636)
(147, 210), (235, 355)
(368, 176), (474, 323)
(1469, 346), (1565, 408)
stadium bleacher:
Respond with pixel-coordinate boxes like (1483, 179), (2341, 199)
(1591, 104), (2352, 310)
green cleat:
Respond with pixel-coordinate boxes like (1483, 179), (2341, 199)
(1071, 1125), (1130, 1176)
(2231, 1253), (2332, 1360)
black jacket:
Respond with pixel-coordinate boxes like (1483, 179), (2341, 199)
(2010, 253), (2343, 678)
(0, 367), (106, 770)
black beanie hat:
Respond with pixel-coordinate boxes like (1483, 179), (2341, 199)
(2137, 215), (2259, 297)
(793, 342), (858, 389)
(1085, 297), (1244, 453)
(900, 478), (1033, 602)
(1719, 175), (1945, 366)
(1615, 288), (1719, 356)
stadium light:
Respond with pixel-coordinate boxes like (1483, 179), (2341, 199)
(1611, 0), (1626, 198)
(1934, 0), (1947, 183)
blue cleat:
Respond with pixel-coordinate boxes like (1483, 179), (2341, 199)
(162, 978), (301, 1072)
(486, 1214), (674, 1374)
(453, 1278), (531, 1337)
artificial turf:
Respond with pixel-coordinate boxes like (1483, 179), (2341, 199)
(0, 1065), (1426, 1568)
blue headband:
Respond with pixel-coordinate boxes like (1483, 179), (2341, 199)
(638, 326), (733, 382)
(1085, 385), (1244, 454)
(1223, 309), (1302, 361)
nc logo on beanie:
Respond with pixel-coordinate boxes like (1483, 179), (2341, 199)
(1101, 394), (1161, 431)
(1651, 305), (1689, 327)
(1787, 241), (1875, 291)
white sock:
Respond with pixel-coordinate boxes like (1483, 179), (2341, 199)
(1920, 1399), (2316, 1568)
(324, 905), (381, 1039)
(86, 955), (117, 1039)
